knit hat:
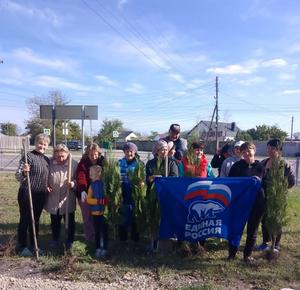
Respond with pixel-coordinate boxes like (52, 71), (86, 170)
(152, 140), (168, 155)
(123, 142), (138, 153)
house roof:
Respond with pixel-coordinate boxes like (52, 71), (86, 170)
(117, 131), (136, 138)
(188, 121), (240, 135)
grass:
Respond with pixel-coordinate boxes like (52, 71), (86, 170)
(0, 172), (299, 290)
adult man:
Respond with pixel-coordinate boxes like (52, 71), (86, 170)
(163, 124), (187, 161)
(210, 143), (232, 177)
(220, 141), (244, 177)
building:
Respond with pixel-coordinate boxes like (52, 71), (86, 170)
(187, 121), (240, 142)
(117, 131), (138, 142)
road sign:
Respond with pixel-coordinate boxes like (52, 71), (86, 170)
(43, 128), (51, 135)
(113, 131), (119, 138)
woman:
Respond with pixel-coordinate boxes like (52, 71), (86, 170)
(76, 143), (105, 242)
(146, 140), (178, 192)
(44, 144), (78, 252)
(182, 142), (215, 177)
(118, 142), (144, 242)
(15, 133), (50, 257)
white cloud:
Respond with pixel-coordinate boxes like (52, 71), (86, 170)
(282, 89), (300, 94)
(13, 48), (73, 71)
(288, 42), (300, 54)
(111, 102), (124, 108)
(206, 64), (253, 75)
(117, 0), (129, 10)
(238, 76), (266, 86)
(125, 82), (144, 94)
(95, 75), (118, 87)
(0, 77), (23, 86)
(261, 58), (287, 67)
(278, 73), (296, 81)
(168, 73), (185, 83)
(4, 1), (60, 26)
(175, 91), (187, 96)
(34, 75), (90, 91)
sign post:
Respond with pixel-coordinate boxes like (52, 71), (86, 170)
(40, 105), (98, 154)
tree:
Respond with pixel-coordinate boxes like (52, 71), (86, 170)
(96, 118), (123, 144)
(238, 125), (288, 141)
(235, 130), (253, 141)
(25, 90), (81, 144)
(0, 122), (18, 136)
(264, 157), (289, 259)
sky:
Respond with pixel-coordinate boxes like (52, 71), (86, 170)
(0, 0), (300, 136)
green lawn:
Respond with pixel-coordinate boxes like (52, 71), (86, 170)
(0, 173), (299, 290)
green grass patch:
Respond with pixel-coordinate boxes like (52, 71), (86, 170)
(0, 173), (299, 289)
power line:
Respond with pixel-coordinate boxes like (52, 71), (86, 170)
(81, 0), (172, 72)
(94, 0), (187, 76)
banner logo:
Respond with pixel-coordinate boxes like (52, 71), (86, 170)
(184, 180), (232, 240)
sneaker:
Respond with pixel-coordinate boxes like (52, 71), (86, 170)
(19, 247), (33, 257)
(100, 249), (107, 258)
(94, 248), (102, 259)
(243, 255), (255, 264)
(255, 243), (270, 251)
(227, 253), (236, 260)
(275, 245), (281, 251)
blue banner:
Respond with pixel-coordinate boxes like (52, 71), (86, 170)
(155, 177), (261, 247)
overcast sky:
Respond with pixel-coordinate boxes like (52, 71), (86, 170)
(1, 0), (300, 135)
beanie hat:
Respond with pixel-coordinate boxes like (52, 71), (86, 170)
(123, 142), (138, 153)
(152, 140), (168, 155)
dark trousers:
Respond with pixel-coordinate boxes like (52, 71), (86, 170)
(118, 204), (139, 242)
(228, 188), (265, 258)
(50, 211), (75, 245)
(17, 188), (46, 249)
(261, 217), (282, 247)
(92, 215), (108, 249)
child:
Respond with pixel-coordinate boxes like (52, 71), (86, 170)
(86, 165), (108, 259)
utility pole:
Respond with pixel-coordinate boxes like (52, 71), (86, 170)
(291, 116), (294, 139)
(215, 76), (219, 151)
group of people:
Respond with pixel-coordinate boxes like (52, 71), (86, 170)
(15, 123), (295, 263)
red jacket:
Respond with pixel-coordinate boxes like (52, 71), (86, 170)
(76, 156), (105, 198)
(182, 155), (208, 177)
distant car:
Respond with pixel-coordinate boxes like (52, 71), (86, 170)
(66, 141), (82, 151)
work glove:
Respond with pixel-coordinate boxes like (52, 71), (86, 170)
(81, 191), (87, 202)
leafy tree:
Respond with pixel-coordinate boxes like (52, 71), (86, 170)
(239, 125), (288, 141)
(264, 157), (289, 258)
(0, 122), (18, 136)
(235, 130), (253, 141)
(96, 118), (123, 144)
(148, 131), (158, 140)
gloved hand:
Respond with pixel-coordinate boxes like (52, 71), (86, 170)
(81, 191), (87, 202)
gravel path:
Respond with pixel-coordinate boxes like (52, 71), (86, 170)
(0, 273), (159, 290)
